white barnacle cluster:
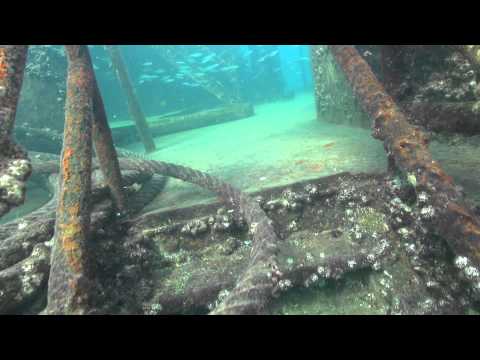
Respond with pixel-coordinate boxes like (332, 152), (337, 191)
(397, 227), (410, 239)
(305, 183), (319, 197)
(0, 174), (25, 205)
(337, 185), (356, 202)
(374, 238), (389, 257)
(454, 255), (480, 282)
(305, 252), (314, 263)
(347, 259), (357, 269)
(288, 220), (298, 232)
(131, 182), (142, 192)
(366, 253), (376, 264)
(317, 265), (331, 278)
(144, 303), (163, 315)
(8, 159), (30, 179)
(378, 275), (392, 297)
(304, 273), (319, 288)
(210, 208), (235, 232)
(20, 261), (42, 295)
(464, 266), (480, 280)
(420, 205), (435, 219)
(278, 279), (292, 291)
(404, 242), (416, 255)
(249, 222), (258, 236)
(421, 298), (434, 312)
(454, 256), (469, 270)
(417, 191), (429, 204)
(17, 220), (28, 230)
(181, 219), (208, 236)
(44, 238), (54, 248)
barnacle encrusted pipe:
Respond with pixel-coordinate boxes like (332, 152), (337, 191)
(89, 58), (126, 213)
(0, 45), (31, 218)
(105, 45), (156, 153)
(329, 45), (480, 293)
(46, 45), (95, 315)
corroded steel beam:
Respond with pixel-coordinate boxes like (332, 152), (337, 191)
(329, 45), (480, 293)
(105, 45), (156, 153)
(0, 45), (31, 218)
(310, 45), (323, 120)
(90, 69), (126, 213)
(46, 45), (95, 314)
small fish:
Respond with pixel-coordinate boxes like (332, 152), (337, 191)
(267, 50), (279, 57)
(220, 65), (239, 72)
(201, 54), (216, 63)
(189, 52), (203, 58)
(204, 63), (219, 71)
(142, 62), (153, 66)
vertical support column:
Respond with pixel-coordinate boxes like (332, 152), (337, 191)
(105, 45), (156, 153)
(310, 45), (323, 121)
(91, 79), (126, 213)
(299, 45), (308, 91)
(47, 45), (95, 314)
(0, 45), (31, 218)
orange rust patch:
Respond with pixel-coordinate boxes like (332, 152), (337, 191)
(67, 204), (81, 218)
(0, 48), (6, 81)
(447, 202), (480, 238)
(448, 202), (474, 221)
(59, 222), (84, 273)
(427, 162), (454, 185)
(62, 147), (74, 181)
(323, 142), (335, 149)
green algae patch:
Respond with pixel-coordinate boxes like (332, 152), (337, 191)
(355, 207), (388, 234)
(270, 270), (387, 315)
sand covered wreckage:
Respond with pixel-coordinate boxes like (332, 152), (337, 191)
(1, 45), (480, 315)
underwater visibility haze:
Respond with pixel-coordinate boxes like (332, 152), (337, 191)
(1, 45), (480, 315)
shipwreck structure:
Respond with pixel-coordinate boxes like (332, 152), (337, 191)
(1, 45), (480, 315)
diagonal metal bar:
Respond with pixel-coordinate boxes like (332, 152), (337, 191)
(329, 45), (480, 293)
